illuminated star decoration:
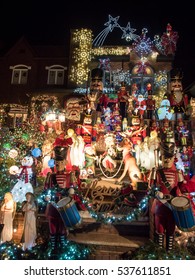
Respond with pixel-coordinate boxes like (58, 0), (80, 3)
(120, 22), (138, 42)
(104, 15), (120, 31)
(133, 28), (153, 58)
(93, 15), (120, 46)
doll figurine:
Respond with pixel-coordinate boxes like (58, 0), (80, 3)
(0, 192), (16, 243)
(22, 192), (37, 250)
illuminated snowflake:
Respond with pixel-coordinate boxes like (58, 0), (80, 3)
(154, 71), (168, 88)
(133, 28), (153, 57)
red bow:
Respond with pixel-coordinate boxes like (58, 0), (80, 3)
(99, 58), (110, 70)
(18, 166), (32, 183)
(136, 61), (150, 74)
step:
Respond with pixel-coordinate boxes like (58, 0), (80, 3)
(68, 211), (149, 259)
(76, 211), (150, 235)
(68, 231), (148, 260)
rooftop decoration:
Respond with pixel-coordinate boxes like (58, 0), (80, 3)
(69, 29), (92, 85)
(93, 15), (178, 57)
(93, 15), (138, 46)
(70, 15), (178, 87)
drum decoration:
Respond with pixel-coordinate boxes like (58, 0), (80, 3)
(56, 197), (82, 228)
(171, 196), (195, 232)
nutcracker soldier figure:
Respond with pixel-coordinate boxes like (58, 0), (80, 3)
(90, 68), (103, 93)
(80, 109), (95, 144)
(44, 133), (73, 255)
(117, 81), (129, 119)
(124, 113), (147, 146)
(149, 141), (184, 251)
(168, 68), (188, 122)
(146, 91), (156, 120)
(90, 68), (103, 114)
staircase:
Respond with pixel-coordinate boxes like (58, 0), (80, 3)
(68, 212), (149, 260)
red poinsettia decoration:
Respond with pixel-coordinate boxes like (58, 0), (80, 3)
(99, 58), (110, 70)
(161, 23), (179, 55)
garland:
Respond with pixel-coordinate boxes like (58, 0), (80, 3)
(73, 185), (149, 224)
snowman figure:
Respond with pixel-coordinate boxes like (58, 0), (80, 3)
(11, 155), (34, 203)
(157, 95), (173, 120)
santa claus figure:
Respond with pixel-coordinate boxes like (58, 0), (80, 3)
(101, 133), (117, 173)
(134, 94), (147, 118)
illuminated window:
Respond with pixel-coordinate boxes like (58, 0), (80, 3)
(46, 65), (67, 85)
(10, 65), (31, 84)
(131, 64), (154, 94)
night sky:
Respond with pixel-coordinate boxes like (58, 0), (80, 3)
(0, 0), (194, 88)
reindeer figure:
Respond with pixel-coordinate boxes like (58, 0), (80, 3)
(116, 138), (142, 189)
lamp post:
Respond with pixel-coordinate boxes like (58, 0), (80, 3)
(44, 110), (66, 132)
(45, 111), (56, 121)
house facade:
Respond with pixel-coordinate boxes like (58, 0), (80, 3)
(0, 24), (184, 129)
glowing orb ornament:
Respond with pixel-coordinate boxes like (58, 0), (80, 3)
(3, 143), (11, 150)
(31, 148), (42, 157)
(9, 165), (19, 175)
(9, 149), (18, 159)
(48, 158), (55, 168)
(22, 133), (29, 141)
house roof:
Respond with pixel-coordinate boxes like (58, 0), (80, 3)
(32, 45), (67, 58)
(0, 36), (68, 59)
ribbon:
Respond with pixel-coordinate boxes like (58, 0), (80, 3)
(18, 166), (32, 183)
(99, 58), (110, 70)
